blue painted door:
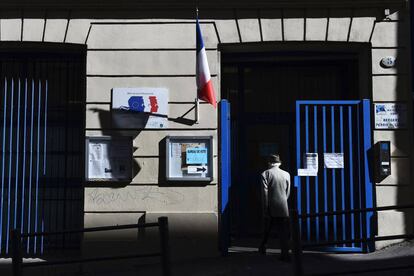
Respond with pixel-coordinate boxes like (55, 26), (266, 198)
(219, 100), (231, 254)
(295, 100), (374, 252)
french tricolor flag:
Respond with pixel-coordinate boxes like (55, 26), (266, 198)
(196, 17), (217, 108)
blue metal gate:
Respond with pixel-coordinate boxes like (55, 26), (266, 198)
(295, 100), (374, 252)
(0, 50), (86, 256)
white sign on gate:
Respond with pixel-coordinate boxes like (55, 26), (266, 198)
(297, 153), (318, 176)
(374, 103), (407, 129)
(324, 153), (344, 169)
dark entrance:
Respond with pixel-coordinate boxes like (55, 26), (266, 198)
(221, 46), (366, 244)
(0, 43), (86, 256)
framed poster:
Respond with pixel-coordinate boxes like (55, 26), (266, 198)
(166, 136), (213, 181)
(85, 136), (133, 182)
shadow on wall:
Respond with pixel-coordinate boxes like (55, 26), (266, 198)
(391, 4), (414, 245)
(87, 107), (143, 188)
(88, 102), (200, 187)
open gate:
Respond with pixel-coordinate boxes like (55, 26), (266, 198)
(295, 100), (375, 252)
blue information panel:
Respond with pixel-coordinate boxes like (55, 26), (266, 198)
(166, 136), (213, 181)
(186, 147), (208, 164)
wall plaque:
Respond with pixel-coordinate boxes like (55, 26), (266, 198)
(374, 103), (407, 129)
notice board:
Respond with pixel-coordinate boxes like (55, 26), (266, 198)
(85, 136), (133, 182)
(166, 136), (213, 181)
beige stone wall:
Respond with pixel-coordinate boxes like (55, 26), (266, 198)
(0, 17), (222, 258)
(0, 2), (412, 254)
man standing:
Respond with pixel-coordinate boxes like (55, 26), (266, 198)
(259, 154), (291, 261)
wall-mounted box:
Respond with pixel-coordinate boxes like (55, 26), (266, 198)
(85, 136), (133, 182)
(374, 141), (391, 182)
(166, 136), (213, 182)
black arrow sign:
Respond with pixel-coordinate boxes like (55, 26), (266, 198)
(197, 167), (207, 172)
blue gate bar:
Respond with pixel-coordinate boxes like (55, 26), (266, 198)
(42, 80), (48, 252)
(6, 79), (15, 254)
(14, 79), (21, 230)
(330, 106), (337, 242)
(21, 79), (28, 235)
(27, 79), (35, 253)
(305, 105), (310, 240)
(339, 106), (346, 243)
(362, 99), (374, 252)
(295, 102), (301, 216)
(0, 78), (7, 252)
(314, 106), (319, 242)
(44, 80), (48, 175)
(41, 220), (44, 254)
(356, 107), (363, 245)
(34, 80), (42, 253)
(348, 106), (355, 246)
(220, 100), (231, 254)
(322, 106), (328, 240)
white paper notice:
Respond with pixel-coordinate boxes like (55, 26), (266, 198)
(305, 153), (318, 171)
(89, 160), (104, 178)
(171, 143), (181, 158)
(87, 139), (132, 180)
(324, 153), (344, 169)
(297, 169), (318, 176)
(90, 144), (102, 160)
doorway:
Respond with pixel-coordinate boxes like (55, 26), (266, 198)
(221, 44), (367, 243)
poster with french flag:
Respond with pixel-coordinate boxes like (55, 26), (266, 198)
(112, 87), (168, 129)
(196, 17), (217, 108)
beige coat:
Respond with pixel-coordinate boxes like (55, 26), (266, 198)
(261, 165), (291, 218)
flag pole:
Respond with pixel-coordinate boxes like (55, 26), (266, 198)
(195, 6), (200, 124)
(195, 97), (199, 124)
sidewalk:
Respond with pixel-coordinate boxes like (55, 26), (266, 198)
(2, 240), (414, 275)
(87, 240), (414, 276)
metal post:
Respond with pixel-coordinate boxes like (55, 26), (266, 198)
(138, 212), (146, 241)
(159, 217), (171, 276)
(12, 229), (23, 276)
(291, 210), (304, 276)
(195, 98), (199, 124)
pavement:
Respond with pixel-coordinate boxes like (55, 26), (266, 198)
(131, 241), (414, 276)
(2, 240), (414, 275)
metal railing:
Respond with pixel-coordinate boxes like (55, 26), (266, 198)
(290, 204), (414, 276)
(12, 216), (171, 276)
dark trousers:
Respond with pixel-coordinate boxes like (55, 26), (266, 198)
(260, 217), (290, 258)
